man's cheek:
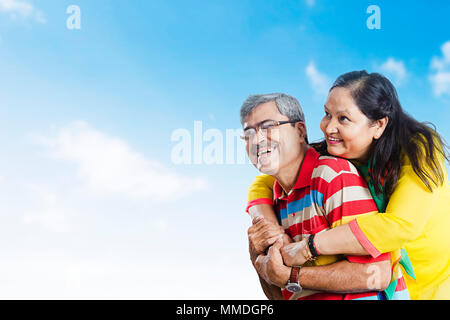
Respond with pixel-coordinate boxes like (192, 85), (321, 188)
(246, 146), (257, 166)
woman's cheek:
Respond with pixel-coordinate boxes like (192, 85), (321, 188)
(319, 118), (327, 135)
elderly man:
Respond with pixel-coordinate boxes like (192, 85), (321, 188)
(240, 93), (398, 300)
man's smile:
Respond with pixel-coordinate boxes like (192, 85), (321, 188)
(255, 144), (278, 162)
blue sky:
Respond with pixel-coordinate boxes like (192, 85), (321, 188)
(0, 0), (449, 299)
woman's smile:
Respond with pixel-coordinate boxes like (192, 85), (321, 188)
(326, 136), (344, 145)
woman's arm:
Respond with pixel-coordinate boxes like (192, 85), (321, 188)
(248, 204), (279, 225)
(314, 158), (444, 257)
(314, 224), (368, 255)
(247, 175), (292, 252)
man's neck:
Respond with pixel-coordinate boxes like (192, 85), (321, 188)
(275, 146), (309, 195)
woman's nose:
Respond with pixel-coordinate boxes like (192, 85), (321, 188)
(325, 119), (338, 135)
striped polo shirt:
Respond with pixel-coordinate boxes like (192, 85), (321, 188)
(273, 147), (407, 300)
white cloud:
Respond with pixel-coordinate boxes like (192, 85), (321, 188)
(305, 61), (332, 96)
(430, 41), (450, 97)
(0, 0), (46, 23)
(306, 0), (316, 7)
(34, 121), (207, 202)
(377, 57), (407, 86)
(20, 185), (72, 233)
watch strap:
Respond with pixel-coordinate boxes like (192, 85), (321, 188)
(289, 266), (301, 284)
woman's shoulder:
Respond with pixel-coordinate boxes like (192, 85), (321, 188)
(401, 132), (447, 167)
(398, 133), (449, 189)
(249, 174), (276, 189)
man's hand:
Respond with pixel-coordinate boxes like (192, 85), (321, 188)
(249, 236), (259, 267)
(254, 238), (290, 288)
(248, 217), (287, 255)
(280, 238), (309, 266)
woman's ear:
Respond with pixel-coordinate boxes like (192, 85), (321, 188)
(374, 116), (389, 140)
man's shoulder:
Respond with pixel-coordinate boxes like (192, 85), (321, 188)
(312, 155), (361, 181)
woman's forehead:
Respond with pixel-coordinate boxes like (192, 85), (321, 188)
(326, 88), (363, 115)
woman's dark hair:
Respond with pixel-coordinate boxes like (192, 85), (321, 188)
(312, 70), (449, 197)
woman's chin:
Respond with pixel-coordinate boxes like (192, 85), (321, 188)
(327, 145), (344, 157)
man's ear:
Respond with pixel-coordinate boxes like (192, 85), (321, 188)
(374, 116), (389, 140)
(295, 122), (307, 142)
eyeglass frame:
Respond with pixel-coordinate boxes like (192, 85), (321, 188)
(241, 119), (303, 141)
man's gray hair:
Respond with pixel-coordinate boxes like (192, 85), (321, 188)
(240, 93), (306, 126)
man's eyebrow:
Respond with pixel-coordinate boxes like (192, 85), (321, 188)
(244, 119), (274, 130)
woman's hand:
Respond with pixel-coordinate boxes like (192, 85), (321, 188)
(280, 239), (309, 266)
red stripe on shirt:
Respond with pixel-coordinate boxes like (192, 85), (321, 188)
(282, 290), (380, 300)
(286, 215), (330, 238)
(326, 199), (378, 226)
(330, 198), (378, 220)
(321, 173), (370, 203)
(315, 158), (351, 173)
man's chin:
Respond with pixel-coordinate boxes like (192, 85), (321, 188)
(257, 163), (279, 176)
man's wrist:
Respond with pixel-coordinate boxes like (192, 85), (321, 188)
(276, 266), (291, 288)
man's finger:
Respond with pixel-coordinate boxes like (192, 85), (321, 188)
(272, 237), (284, 250)
(263, 235), (280, 249)
(255, 254), (266, 268)
(248, 219), (268, 235)
(252, 216), (265, 225)
(251, 222), (280, 238)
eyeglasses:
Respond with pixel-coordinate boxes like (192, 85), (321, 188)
(241, 120), (301, 141)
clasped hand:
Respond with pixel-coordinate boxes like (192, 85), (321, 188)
(248, 217), (312, 287)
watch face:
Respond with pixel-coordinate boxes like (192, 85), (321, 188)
(286, 283), (301, 293)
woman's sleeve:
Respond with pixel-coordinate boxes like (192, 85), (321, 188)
(348, 156), (445, 257)
(246, 174), (276, 213)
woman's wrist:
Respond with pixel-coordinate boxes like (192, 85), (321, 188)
(314, 231), (329, 255)
(308, 234), (320, 257)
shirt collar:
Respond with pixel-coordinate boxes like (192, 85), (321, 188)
(273, 147), (320, 199)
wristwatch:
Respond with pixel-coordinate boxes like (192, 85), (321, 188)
(286, 266), (302, 293)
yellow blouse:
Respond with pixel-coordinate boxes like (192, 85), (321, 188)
(248, 156), (450, 300)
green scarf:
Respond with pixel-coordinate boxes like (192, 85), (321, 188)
(354, 158), (416, 300)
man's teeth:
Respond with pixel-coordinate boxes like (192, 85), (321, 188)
(258, 149), (272, 156)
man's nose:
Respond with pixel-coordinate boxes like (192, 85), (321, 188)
(248, 130), (266, 153)
(256, 128), (266, 143)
